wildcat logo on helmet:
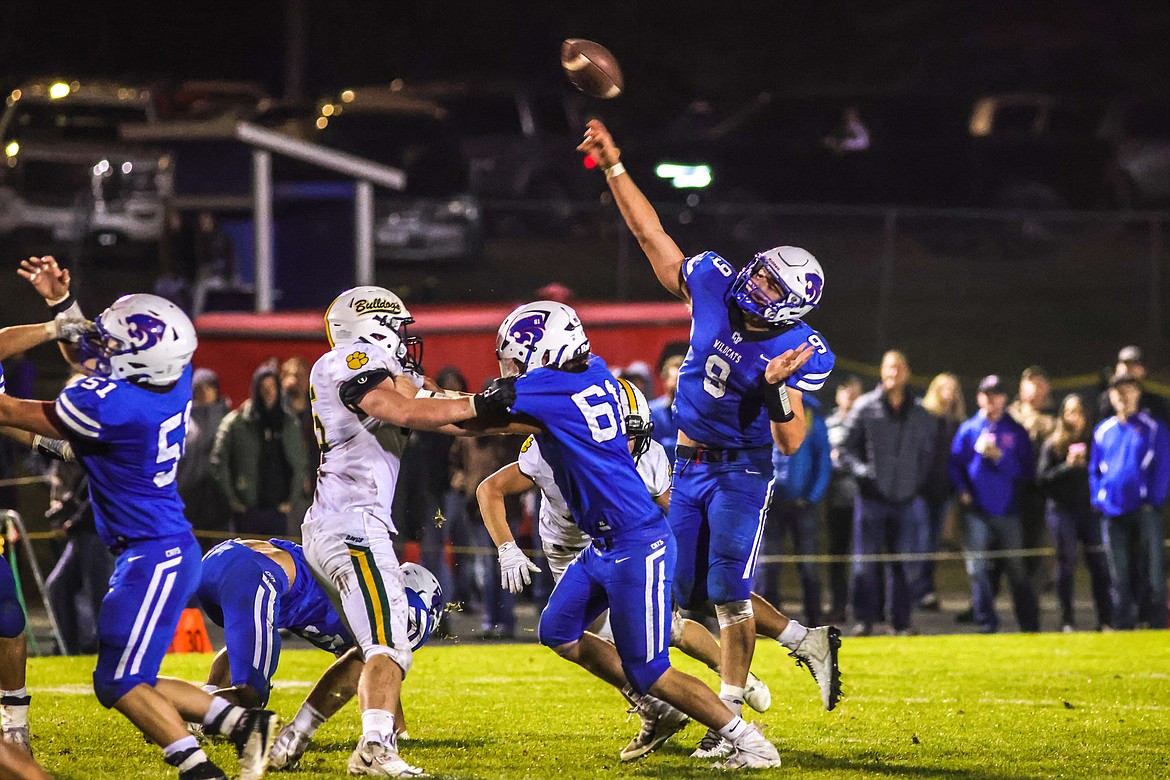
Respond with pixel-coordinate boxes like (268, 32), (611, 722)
(353, 298), (402, 316)
(509, 311), (548, 346)
(124, 313), (167, 351)
(804, 273), (824, 305)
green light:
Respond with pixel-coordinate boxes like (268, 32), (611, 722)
(654, 163), (712, 189)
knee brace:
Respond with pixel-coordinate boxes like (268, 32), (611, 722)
(0, 591), (25, 639)
(669, 611), (686, 646)
(715, 599), (754, 630)
(622, 656), (671, 695)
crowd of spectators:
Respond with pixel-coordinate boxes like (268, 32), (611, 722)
(738, 345), (1168, 636)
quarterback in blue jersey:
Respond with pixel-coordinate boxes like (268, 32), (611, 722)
(476, 301), (782, 769)
(580, 121), (843, 752)
(0, 259), (279, 780)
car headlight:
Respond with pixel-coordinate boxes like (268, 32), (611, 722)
(654, 163), (712, 189)
(436, 196), (478, 220)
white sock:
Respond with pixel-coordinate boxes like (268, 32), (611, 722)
(292, 703), (327, 738)
(361, 708), (395, 746)
(718, 684), (745, 717)
(163, 735), (209, 771)
(203, 696), (245, 735)
(778, 619), (809, 650)
(0, 687), (30, 729)
(718, 716), (751, 743)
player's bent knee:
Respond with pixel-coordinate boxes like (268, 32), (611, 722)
(363, 643), (412, 677)
(550, 640), (580, 659)
(92, 672), (142, 709)
(623, 657), (670, 695)
(715, 599), (754, 629)
(0, 598), (25, 638)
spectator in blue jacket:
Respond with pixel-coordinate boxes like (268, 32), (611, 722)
(1090, 373), (1170, 630)
(757, 394), (832, 625)
(649, 354), (683, 455)
(950, 375), (1039, 633)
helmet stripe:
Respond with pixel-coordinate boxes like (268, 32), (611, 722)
(617, 377), (638, 413)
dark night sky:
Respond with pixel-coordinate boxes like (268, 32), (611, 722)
(3, 1), (1168, 110)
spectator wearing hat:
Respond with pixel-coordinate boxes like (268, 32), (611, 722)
(1090, 373), (1170, 630)
(212, 363), (308, 536)
(839, 351), (936, 636)
(177, 368), (231, 531)
(1097, 346), (1170, 425)
(950, 375), (1039, 633)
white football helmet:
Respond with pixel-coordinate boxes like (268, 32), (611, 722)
(496, 300), (590, 376)
(78, 293), (197, 386)
(615, 377), (654, 459)
(730, 245), (824, 325)
(401, 562), (443, 650)
(325, 286), (421, 370)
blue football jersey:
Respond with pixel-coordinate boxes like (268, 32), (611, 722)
(511, 356), (668, 541)
(0, 362), (6, 395)
(54, 365), (194, 547)
(672, 251), (835, 449)
(268, 538), (352, 652)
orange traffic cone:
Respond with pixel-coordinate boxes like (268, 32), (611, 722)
(168, 608), (213, 654)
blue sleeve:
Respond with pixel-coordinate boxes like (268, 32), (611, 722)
(1088, 424), (1104, 512)
(681, 251), (737, 300)
(948, 423), (972, 492)
(807, 414), (833, 503)
(791, 338), (835, 394)
(510, 371), (553, 422)
(1148, 421), (1170, 509)
(55, 378), (122, 443)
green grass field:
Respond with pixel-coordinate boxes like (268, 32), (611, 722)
(23, 632), (1170, 779)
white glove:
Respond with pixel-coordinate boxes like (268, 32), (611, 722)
(497, 541), (541, 594)
(33, 435), (75, 462)
(53, 313), (91, 343)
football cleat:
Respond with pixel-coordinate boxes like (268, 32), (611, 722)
(269, 725), (312, 770)
(744, 672), (772, 713)
(347, 737), (424, 777)
(166, 746), (227, 780)
(228, 708), (281, 780)
(715, 723), (782, 769)
(619, 695), (690, 762)
(789, 625), (843, 711)
(690, 728), (733, 760)
(2, 725), (31, 754)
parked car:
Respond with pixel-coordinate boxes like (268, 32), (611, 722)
(312, 86), (481, 262)
(0, 79), (171, 249)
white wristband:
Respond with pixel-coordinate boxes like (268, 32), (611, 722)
(604, 161), (626, 179)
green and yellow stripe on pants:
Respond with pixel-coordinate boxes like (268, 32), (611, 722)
(347, 543), (393, 646)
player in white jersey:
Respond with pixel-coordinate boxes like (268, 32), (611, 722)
(477, 377), (771, 761)
(300, 286), (514, 778)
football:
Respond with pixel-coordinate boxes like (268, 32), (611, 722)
(560, 38), (624, 99)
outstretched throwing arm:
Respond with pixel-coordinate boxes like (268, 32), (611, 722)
(578, 120), (688, 301)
